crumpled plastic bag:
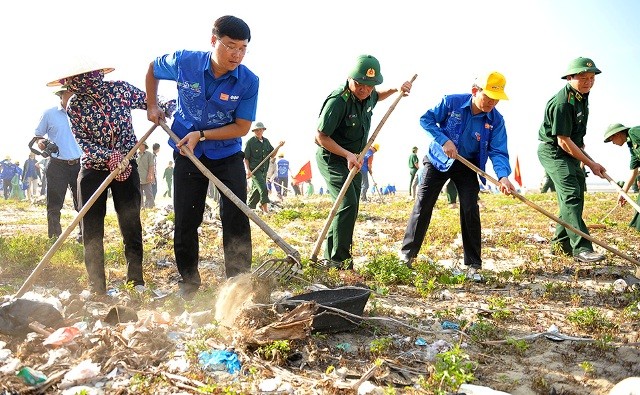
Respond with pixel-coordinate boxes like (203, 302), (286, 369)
(198, 350), (241, 374)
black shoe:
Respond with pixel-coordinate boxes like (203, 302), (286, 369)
(76, 234), (83, 244)
(574, 251), (605, 263)
(178, 282), (200, 300)
(398, 252), (415, 269)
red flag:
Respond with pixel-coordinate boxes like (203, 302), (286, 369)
(292, 161), (312, 185)
(514, 156), (522, 187)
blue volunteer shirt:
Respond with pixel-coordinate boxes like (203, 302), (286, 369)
(153, 50), (259, 160)
(420, 93), (510, 181)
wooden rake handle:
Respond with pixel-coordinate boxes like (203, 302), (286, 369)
(250, 141), (285, 174)
(158, 121), (300, 261)
(14, 124), (159, 299)
(455, 154), (640, 266)
(582, 148), (640, 214)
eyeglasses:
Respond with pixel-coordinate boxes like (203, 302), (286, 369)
(216, 37), (248, 55)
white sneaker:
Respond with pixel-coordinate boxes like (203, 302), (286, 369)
(466, 267), (484, 282)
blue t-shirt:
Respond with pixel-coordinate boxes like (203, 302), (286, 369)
(153, 50), (259, 159)
(277, 158), (289, 178)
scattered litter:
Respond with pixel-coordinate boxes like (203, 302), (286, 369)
(336, 342), (353, 352)
(528, 233), (547, 243)
(198, 350), (241, 374)
(43, 326), (81, 347)
(544, 324), (564, 342)
(613, 279), (628, 293)
(61, 359), (101, 387)
(17, 366), (47, 385)
(415, 338), (428, 346)
(441, 321), (460, 330)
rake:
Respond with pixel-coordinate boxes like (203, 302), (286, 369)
(158, 121), (301, 282)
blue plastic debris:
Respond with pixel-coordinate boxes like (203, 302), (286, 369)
(415, 337), (428, 346)
(441, 321), (461, 330)
(198, 350), (241, 374)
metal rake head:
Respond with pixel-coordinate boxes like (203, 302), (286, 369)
(252, 257), (302, 282)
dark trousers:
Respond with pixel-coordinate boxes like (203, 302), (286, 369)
(316, 148), (362, 262)
(275, 176), (289, 197)
(173, 151), (251, 284)
(538, 143), (592, 255)
(46, 158), (80, 238)
(78, 165), (143, 292)
(401, 160), (481, 267)
(2, 177), (11, 199)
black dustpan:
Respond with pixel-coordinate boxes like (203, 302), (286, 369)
(280, 286), (371, 333)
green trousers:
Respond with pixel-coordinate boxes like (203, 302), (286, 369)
(316, 148), (362, 262)
(247, 170), (269, 208)
(445, 181), (458, 204)
(629, 193), (640, 231)
(538, 143), (593, 255)
(409, 168), (418, 196)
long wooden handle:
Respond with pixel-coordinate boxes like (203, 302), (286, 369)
(310, 74), (417, 262)
(158, 121), (299, 261)
(250, 141), (285, 174)
(15, 124), (159, 298)
(582, 148), (640, 214)
(455, 154), (640, 266)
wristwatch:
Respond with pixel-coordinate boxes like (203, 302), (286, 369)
(199, 130), (206, 141)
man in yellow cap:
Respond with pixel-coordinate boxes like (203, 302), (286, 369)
(360, 142), (379, 202)
(537, 57), (607, 263)
(399, 71), (515, 280)
(603, 123), (640, 232)
(315, 54), (412, 268)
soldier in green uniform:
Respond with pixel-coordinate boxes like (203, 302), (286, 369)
(537, 57), (607, 263)
(603, 123), (640, 231)
(408, 146), (419, 197)
(244, 122), (280, 213)
(315, 55), (412, 267)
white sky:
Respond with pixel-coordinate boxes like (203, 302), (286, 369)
(2, 0), (639, 192)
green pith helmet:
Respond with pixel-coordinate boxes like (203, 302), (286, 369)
(603, 123), (629, 143)
(349, 55), (383, 86)
(561, 57), (601, 79)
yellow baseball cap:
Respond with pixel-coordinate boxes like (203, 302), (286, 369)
(475, 71), (509, 100)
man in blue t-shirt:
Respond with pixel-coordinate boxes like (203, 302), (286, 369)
(146, 15), (258, 298)
(275, 153), (290, 198)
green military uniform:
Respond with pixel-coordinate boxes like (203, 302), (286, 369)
(540, 171), (555, 193)
(316, 54), (382, 265)
(445, 180), (458, 204)
(537, 59), (599, 257)
(604, 124), (640, 231)
(626, 127), (640, 231)
(408, 147), (419, 196)
(244, 136), (273, 209)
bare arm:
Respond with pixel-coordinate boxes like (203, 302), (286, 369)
(557, 136), (606, 178)
(619, 168), (639, 206)
(377, 80), (412, 101)
(145, 62), (164, 124)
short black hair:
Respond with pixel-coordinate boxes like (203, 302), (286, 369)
(213, 15), (251, 42)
